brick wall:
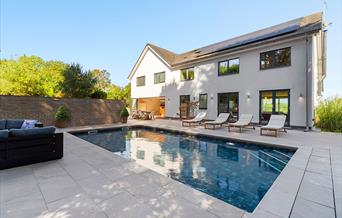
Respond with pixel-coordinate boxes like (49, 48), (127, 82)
(0, 95), (125, 127)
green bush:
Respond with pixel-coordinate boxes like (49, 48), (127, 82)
(120, 107), (129, 118)
(90, 89), (107, 99)
(55, 106), (71, 122)
(315, 97), (342, 133)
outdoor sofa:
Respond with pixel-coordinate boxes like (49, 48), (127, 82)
(0, 119), (63, 170)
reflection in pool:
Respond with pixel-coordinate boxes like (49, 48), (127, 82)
(75, 127), (294, 212)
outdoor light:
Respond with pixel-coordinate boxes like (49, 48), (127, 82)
(210, 94), (214, 100)
(247, 93), (250, 99)
(299, 93), (304, 99)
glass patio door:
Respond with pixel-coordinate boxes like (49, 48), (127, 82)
(217, 93), (239, 120)
(260, 90), (290, 125)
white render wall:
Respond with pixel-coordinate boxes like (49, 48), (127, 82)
(131, 38), (315, 127)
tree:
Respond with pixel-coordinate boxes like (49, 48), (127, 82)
(60, 63), (96, 98)
(107, 83), (131, 106)
(0, 55), (66, 97)
(90, 69), (111, 91)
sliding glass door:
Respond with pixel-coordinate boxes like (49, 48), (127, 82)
(217, 93), (239, 119)
(260, 90), (290, 125)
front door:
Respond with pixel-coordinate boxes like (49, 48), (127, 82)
(179, 95), (190, 119)
(260, 90), (290, 126)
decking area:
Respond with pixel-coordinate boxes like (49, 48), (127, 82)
(1, 119), (341, 218)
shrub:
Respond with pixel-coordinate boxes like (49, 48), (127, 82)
(120, 107), (129, 118)
(90, 90), (107, 99)
(55, 106), (71, 122)
(315, 97), (342, 133)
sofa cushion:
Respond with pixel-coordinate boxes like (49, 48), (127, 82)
(21, 120), (38, 129)
(6, 119), (24, 129)
(0, 129), (9, 140)
(9, 126), (56, 137)
(0, 120), (6, 130)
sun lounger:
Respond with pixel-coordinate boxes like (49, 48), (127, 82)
(204, 113), (230, 129)
(260, 115), (287, 137)
(228, 114), (254, 132)
(182, 112), (206, 127)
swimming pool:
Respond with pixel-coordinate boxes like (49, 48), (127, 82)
(74, 127), (295, 212)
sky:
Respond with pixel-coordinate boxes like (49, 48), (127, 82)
(0, 0), (341, 97)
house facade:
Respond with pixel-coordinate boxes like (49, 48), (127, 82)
(128, 12), (326, 128)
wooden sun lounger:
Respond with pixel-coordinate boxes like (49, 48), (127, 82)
(228, 114), (255, 132)
(182, 112), (206, 127)
(260, 115), (287, 137)
(204, 113), (230, 129)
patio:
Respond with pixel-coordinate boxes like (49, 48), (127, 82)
(0, 119), (341, 218)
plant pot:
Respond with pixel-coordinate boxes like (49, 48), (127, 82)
(121, 117), (128, 124)
(55, 120), (67, 128)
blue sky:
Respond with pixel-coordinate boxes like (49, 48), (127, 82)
(1, 0), (341, 97)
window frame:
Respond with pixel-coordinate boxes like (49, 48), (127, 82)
(218, 58), (240, 76)
(136, 76), (145, 87)
(180, 67), (195, 81)
(154, 71), (166, 84)
(198, 93), (208, 110)
(260, 47), (291, 70)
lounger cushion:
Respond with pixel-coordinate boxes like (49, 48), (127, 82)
(0, 129), (9, 140)
(0, 120), (6, 130)
(9, 126), (56, 137)
(6, 119), (24, 129)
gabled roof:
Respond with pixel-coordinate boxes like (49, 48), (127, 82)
(147, 43), (176, 66)
(128, 12), (323, 79)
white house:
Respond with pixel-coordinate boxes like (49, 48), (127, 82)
(128, 12), (327, 128)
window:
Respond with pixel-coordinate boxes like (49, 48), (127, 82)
(260, 47), (291, 70)
(199, 94), (208, 109)
(154, 72), (165, 84)
(136, 76), (145, 86)
(218, 58), (240, 75)
(180, 67), (194, 81)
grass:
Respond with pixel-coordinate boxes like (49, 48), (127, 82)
(315, 97), (342, 133)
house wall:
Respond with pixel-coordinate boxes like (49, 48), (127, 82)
(131, 37), (317, 127)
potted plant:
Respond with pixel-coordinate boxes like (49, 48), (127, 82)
(120, 107), (129, 123)
(55, 106), (70, 128)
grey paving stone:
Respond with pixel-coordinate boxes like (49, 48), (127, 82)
(37, 174), (83, 203)
(32, 161), (68, 179)
(2, 191), (47, 218)
(148, 194), (218, 218)
(306, 161), (331, 176)
(302, 171), (332, 189)
(45, 192), (107, 218)
(139, 170), (173, 187)
(0, 167), (40, 203)
(99, 191), (155, 218)
(77, 173), (125, 203)
(297, 176), (334, 208)
(291, 197), (335, 218)
(256, 189), (294, 218)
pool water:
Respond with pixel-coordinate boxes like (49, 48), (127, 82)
(75, 127), (294, 212)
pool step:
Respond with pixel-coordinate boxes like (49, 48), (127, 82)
(273, 150), (292, 159)
(259, 150), (287, 165)
(247, 151), (281, 173)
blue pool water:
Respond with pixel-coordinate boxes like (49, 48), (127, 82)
(75, 127), (294, 212)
